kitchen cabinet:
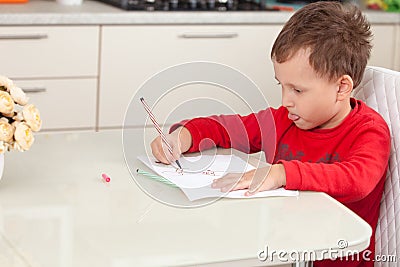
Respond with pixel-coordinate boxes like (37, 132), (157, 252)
(369, 25), (397, 70)
(99, 24), (398, 130)
(395, 25), (400, 71)
(99, 25), (283, 129)
(1, 22), (397, 132)
(12, 79), (97, 130)
(0, 26), (99, 131)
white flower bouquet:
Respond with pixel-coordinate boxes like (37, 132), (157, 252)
(0, 75), (42, 154)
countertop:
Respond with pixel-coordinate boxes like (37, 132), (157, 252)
(0, 0), (399, 25)
(0, 129), (372, 266)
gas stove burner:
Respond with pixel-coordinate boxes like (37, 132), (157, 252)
(98, 0), (276, 11)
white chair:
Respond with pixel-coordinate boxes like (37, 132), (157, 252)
(353, 66), (400, 267)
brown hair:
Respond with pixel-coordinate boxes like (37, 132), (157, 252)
(271, 1), (372, 88)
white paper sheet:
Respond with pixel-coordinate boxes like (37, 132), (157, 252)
(137, 155), (299, 201)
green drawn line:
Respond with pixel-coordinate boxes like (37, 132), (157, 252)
(136, 169), (179, 188)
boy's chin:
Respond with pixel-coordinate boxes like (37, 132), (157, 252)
(293, 121), (316, 130)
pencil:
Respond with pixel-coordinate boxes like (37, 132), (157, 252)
(140, 97), (183, 170)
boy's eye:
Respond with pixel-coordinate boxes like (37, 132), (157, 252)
(293, 88), (302, 93)
(276, 81), (281, 86)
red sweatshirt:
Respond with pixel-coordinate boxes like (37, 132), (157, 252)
(172, 98), (390, 267)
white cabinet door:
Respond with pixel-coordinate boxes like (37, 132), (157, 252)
(369, 25), (396, 69)
(0, 26), (99, 131)
(0, 26), (99, 79)
(13, 79), (97, 131)
(395, 25), (400, 71)
(99, 25), (283, 129)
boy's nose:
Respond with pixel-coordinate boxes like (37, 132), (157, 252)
(281, 90), (293, 108)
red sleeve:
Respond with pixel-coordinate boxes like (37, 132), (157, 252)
(170, 108), (277, 156)
(282, 122), (390, 203)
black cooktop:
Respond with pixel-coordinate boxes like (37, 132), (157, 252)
(97, 0), (278, 11)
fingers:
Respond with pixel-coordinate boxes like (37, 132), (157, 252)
(150, 134), (182, 165)
(211, 174), (236, 192)
(151, 136), (170, 164)
(210, 165), (282, 196)
(211, 172), (252, 192)
(166, 133), (181, 161)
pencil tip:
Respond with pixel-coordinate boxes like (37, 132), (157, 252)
(176, 160), (182, 169)
(140, 97), (144, 101)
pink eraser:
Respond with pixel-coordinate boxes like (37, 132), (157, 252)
(102, 173), (111, 182)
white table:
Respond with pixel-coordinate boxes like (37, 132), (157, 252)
(0, 130), (372, 267)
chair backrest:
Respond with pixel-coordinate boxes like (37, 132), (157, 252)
(353, 66), (400, 267)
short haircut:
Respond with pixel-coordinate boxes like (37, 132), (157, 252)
(271, 1), (372, 88)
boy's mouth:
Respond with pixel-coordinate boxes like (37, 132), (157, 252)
(288, 113), (300, 121)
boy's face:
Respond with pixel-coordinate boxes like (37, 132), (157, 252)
(273, 49), (348, 130)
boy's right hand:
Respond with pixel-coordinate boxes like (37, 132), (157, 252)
(150, 126), (192, 165)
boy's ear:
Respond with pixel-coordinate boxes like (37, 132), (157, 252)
(336, 75), (354, 101)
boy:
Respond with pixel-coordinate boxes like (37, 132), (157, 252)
(150, 2), (390, 266)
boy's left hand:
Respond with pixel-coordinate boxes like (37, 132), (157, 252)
(211, 164), (286, 196)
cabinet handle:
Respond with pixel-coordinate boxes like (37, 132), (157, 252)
(0, 33), (48, 40)
(22, 87), (47, 93)
(178, 33), (238, 39)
